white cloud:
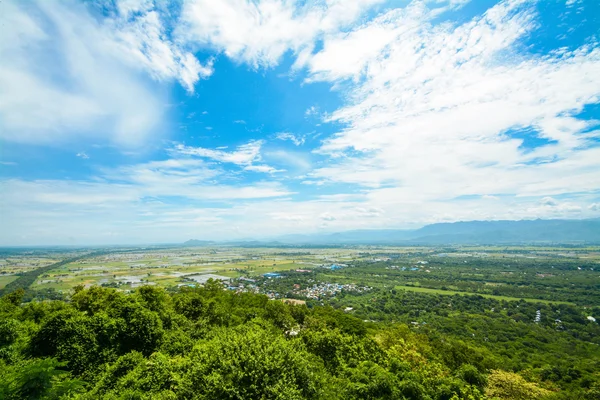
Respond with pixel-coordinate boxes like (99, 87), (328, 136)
(299, 0), (600, 206)
(264, 149), (312, 171)
(305, 106), (319, 116)
(113, 6), (213, 92)
(270, 212), (305, 221)
(174, 140), (285, 174)
(2, 169), (598, 245)
(0, 0), (211, 146)
(177, 0), (383, 68)
(540, 196), (558, 206)
(275, 132), (305, 146)
(244, 165), (285, 173)
(354, 206), (384, 218)
(76, 152), (90, 159)
(527, 197), (582, 215)
(0, 157), (295, 244)
(174, 140), (264, 165)
(108, 159), (220, 188)
(320, 212), (336, 221)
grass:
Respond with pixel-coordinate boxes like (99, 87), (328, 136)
(394, 285), (574, 305)
(0, 275), (18, 289)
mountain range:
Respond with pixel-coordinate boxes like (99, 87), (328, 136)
(184, 218), (600, 246)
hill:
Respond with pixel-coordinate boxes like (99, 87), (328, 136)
(3, 283), (596, 399)
(409, 218), (600, 244)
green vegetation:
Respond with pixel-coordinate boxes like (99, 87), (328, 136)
(0, 275), (18, 290)
(0, 280), (598, 399)
(1, 245), (599, 399)
(392, 285), (574, 305)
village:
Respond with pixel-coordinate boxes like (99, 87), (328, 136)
(179, 262), (372, 301)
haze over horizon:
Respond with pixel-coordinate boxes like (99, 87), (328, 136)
(1, 0), (600, 246)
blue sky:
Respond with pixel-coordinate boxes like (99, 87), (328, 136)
(1, 0), (599, 245)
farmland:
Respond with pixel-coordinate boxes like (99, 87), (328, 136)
(15, 247), (355, 292)
(0, 245), (597, 306)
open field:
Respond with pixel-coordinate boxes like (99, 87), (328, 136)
(393, 284), (575, 305)
(0, 275), (18, 289)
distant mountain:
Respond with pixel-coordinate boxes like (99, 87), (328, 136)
(410, 219), (600, 244)
(273, 219), (600, 245)
(183, 218), (600, 246)
(182, 239), (215, 247)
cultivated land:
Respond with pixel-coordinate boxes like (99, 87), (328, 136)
(0, 245), (597, 307)
(29, 248), (344, 291)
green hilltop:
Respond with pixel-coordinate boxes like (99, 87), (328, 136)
(1, 281), (599, 399)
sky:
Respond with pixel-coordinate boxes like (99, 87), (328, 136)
(0, 0), (599, 245)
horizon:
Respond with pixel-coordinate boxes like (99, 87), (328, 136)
(2, 216), (599, 247)
(2, 0), (600, 246)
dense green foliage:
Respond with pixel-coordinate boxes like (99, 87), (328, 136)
(1, 281), (599, 399)
(339, 256), (600, 306)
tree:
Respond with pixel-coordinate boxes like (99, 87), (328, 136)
(180, 324), (325, 399)
(485, 370), (552, 400)
(114, 302), (164, 356)
(0, 358), (84, 400)
(456, 364), (487, 390)
(340, 361), (401, 399)
(2, 289), (25, 306)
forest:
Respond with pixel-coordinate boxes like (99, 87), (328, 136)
(1, 279), (599, 400)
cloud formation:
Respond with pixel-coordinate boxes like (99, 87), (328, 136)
(302, 0), (600, 204)
(0, 0), (211, 146)
(0, 158), (293, 244)
(275, 132), (305, 146)
(177, 0), (383, 67)
(174, 140), (264, 165)
(1, 0), (599, 245)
